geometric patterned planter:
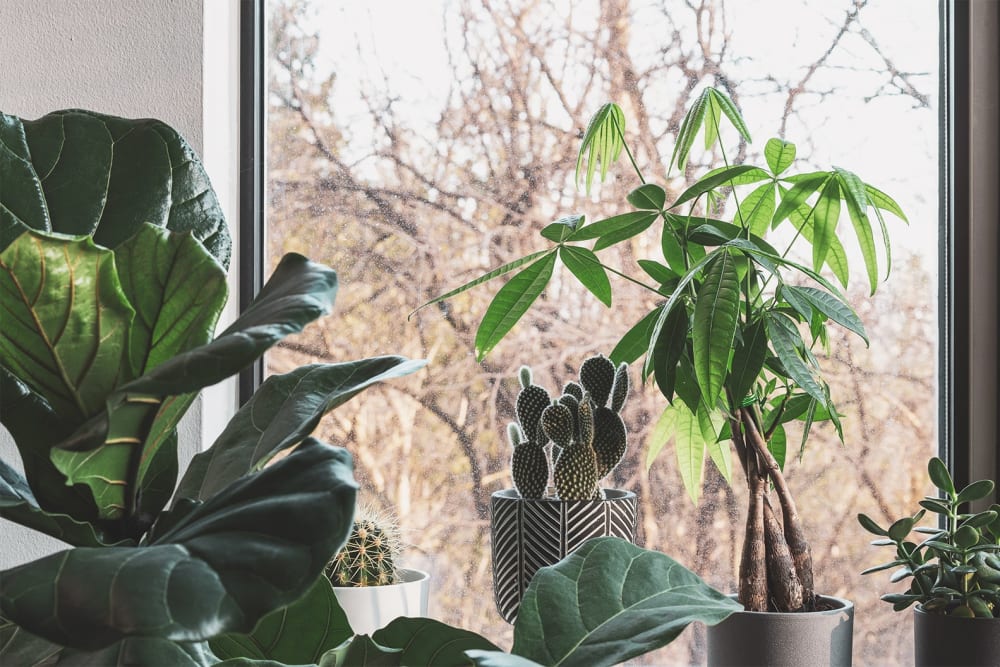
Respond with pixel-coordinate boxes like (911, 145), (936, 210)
(490, 488), (638, 623)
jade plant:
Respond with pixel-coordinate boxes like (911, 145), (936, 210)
(420, 87), (908, 613)
(0, 108), (424, 664)
(508, 354), (629, 500)
(325, 505), (403, 587)
(859, 457), (1000, 618)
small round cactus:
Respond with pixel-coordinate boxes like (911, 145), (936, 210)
(324, 505), (402, 587)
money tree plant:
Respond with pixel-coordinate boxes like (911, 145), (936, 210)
(418, 87), (907, 612)
(0, 109), (424, 664)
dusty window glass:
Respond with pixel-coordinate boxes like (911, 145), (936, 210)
(265, 1), (939, 663)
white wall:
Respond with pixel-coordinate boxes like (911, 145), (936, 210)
(0, 0), (238, 568)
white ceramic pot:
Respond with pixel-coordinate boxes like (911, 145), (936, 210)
(331, 568), (430, 635)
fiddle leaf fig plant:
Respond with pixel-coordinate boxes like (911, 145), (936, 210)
(859, 457), (1000, 618)
(0, 108), (425, 665)
(418, 87), (907, 612)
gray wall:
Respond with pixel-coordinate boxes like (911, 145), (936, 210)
(0, 0), (207, 568)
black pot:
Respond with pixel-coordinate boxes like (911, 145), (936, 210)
(706, 595), (854, 667)
(913, 604), (1000, 666)
(489, 488), (637, 623)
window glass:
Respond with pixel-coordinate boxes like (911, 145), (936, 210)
(266, 1), (938, 663)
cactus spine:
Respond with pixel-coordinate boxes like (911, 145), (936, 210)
(324, 506), (402, 587)
(508, 354), (630, 500)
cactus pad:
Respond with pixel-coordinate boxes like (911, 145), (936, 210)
(512, 442), (548, 499)
(554, 438), (599, 500)
(580, 355), (616, 407)
(610, 361), (630, 413)
(593, 406), (628, 478)
(516, 384), (551, 443)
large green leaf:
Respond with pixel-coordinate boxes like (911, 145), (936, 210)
(808, 177), (842, 272)
(509, 538), (741, 667)
(668, 402), (706, 503)
(114, 223), (228, 378)
(670, 165), (764, 209)
(58, 638), (216, 666)
(765, 314), (826, 406)
(325, 636), (402, 667)
(0, 109), (230, 266)
(0, 230), (134, 422)
(559, 246), (611, 306)
(0, 620), (64, 665)
(474, 253), (556, 361)
(692, 250), (740, 406)
(0, 438), (357, 651)
(210, 576), (352, 664)
(0, 367), (91, 517)
(372, 618), (501, 666)
(727, 320), (767, 405)
(0, 459), (114, 547)
(177, 358), (426, 501)
(50, 253), (339, 521)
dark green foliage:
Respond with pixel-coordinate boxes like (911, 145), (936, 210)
(859, 457), (1000, 618)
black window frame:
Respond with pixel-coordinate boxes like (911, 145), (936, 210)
(239, 0), (1000, 492)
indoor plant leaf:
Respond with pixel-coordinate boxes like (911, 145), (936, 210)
(474, 252), (557, 361)
(559, 245), (612, 306)
(210, 576), (353, 664)
(765, 314), (827, 406)
(114, 223), (228, 377)
(692, 249), (740, 406)
(372, 617), (501, 666)
(0, 230), (134, 422)
(0, 109), (231, 266)
(669, 402), (707, 503)
(57, 638), (217, 666)
(466, 651), (546, 667)
(764, 138), (796, 175)
(570, 211), (658, 245)
(576, 102), (625, 193)
(510, 537), (741, 667)
(0, 438), (358, 651)
(177, 358), (426, 501)
(0, 619), (64, 665)
(324, 635), (402, 667)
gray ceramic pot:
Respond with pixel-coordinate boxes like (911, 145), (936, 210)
(913, 604), (1000, 666)
(490, 488), (637, 623)
(706, 595), (854, 667)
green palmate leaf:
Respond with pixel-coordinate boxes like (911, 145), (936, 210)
(637, 260), (678, 286)
(559, 246), (612, 306)
(782, 285), (868, 345)
(809, 177), (841, 272)
(764, 138), (796, 175)
(0, 458), (114, 547)
(576, 103), (625, 193)
(772, 172), (830, 227)
(670, 88), (710, 173)
(50, 253), (340, 521)
(646, 405), (676, 472)
(768, 423), (787, 470)
(177, 358), (425, 501)
(738, 182), (776, 237)
(699, 403), (731, 484)
(572, 211), (658, 243)
(540, 215), (584, 242)
(410, 249), (552, 318)
(727, 320), (768, 407)
(692, 250), (740, 406)
(697, 166), (772, 188)
(594, 214), (660, 251)
(865, 184), (908, 223)
(0, 109), (230, 265)
(627, 183), (666, 210)
(710, 88), (752, 144)
(609, 308), (661, 366)
(842, 182), (880, 295)
(1, 438), (358, 651)
(0, 230), (135, 422)
(211, 576), (352, 664)
(511, 537), (741, 667)
(765, 314), (827, 406)
(651, 306), (689, 402)
(644, 248), (723, 376)
(686, 221), (781, 257)
(670, 165), (764, 209)
(114, 223), (228, 378)
(475, 253), (557, 361)
(670, 401), (706, 503)
(783, 187), (850, 287)
(372, 618), (501, 666)
(703, 94), (722, 149)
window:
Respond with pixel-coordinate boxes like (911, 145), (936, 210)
(245, 1), (997, 664)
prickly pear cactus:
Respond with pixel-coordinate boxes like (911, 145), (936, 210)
(548, 396), (599, 500)
(324, 506), (401, 587)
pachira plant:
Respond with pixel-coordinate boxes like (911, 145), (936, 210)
(0, 108), (424, 664)
(418, 87), (907, 612)
(859, 457), (1000, 618)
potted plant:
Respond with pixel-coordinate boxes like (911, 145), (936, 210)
(0, 108), (424, 664)
(323, 504), (431, 634)
(858, 457), (1000, 666)
(492, 354), (637, 622)
(418, 87), (907, 665)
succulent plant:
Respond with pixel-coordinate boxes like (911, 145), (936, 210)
(859, 457), (1000, 618)
(507, 354), (630, 500)
(325, 505), (403, 587)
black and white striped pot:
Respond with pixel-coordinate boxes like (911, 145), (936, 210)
(490, 488), (638, 623)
